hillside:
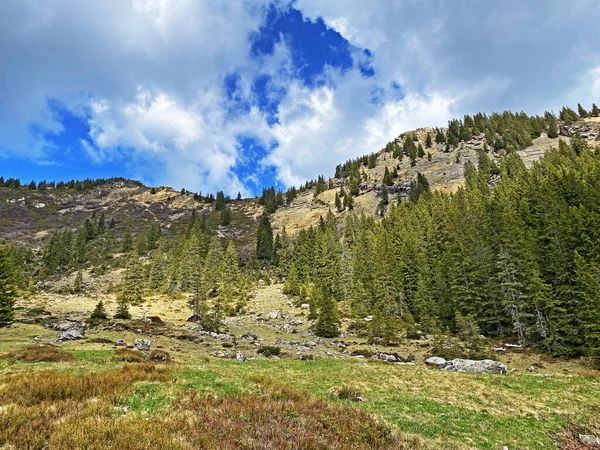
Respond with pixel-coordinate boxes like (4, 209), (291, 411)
(1, 109), (600, 449)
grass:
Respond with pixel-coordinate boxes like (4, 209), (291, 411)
(2, 357), (597, 449)
(3, 284), (600, 449)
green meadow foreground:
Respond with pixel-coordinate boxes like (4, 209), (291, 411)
(1, 285), (599, 450)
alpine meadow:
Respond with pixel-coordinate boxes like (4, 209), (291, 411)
(2, 1), (600, 449)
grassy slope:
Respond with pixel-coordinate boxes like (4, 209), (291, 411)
(2, 284), (600, 449)
(0, 354), (599, 449)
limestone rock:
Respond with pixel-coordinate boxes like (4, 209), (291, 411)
(134, 339), (151, 351)
(443, 359), (507, 374)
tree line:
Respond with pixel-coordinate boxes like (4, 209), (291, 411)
(264, 137), (600, 363)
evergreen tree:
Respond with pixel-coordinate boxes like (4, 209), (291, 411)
(315, 294), (341, 338)
(0, 247), (16, 327)
(220, 205), (233, 226)
(119, 255), (144, 307)
(335, 191), (343, 212)
(90, 301), (107, 320)
(73, 271), (83, 293)
(577, 103), (589, 118)
(122, 228), (133, 253)
(591, 103), (600, 117)
(425, 133), (433, 148)
(256, 213), (274, 261)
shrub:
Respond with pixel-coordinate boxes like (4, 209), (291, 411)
(87, 337), (113, 344)
(257, 345), (282, 357)
(113, 348), (145, 363)
(334, 384), (364, 402)
(148, 350), (171, 363)
(3, 345), (76, 363)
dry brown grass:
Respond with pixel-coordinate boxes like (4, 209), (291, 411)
(2, 344), (76, 363)
(113, 348), (146, 362)
(0, 365), (427, 450)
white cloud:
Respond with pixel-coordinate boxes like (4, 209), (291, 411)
(264, 68), (454, 187)
(2, 0), (600, 196)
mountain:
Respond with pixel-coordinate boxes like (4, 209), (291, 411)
(2, 106), (600, 450)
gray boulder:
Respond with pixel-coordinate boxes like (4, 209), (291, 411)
(424, 356), (449, 369)
(236, 352), (247, 362)
(579, 435), (600, 445)
(443, 359), (507, 374)
(114, 339), (127, 347)
(58, 326), (85, 341)
(133, 339), (151, 351)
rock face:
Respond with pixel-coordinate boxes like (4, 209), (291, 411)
(425, 357), (507, 374)
(133, 339), (151, 351)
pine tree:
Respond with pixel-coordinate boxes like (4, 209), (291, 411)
(591, 103), (600, 117)
(122, 229), (133, 253)
(221, 205), (233, 226)
(335, 191), (343, 212)
(136, 231), (148, 256)
(256, 213), (274, 261)
(73, 271), (83, 293)
(222, 242), (241, 313)
(426, 133), (433, 148)
(577, 103), (589, 118)
(315, 294), (341, 338)
(0, 247), (16, 327)
(119, 255), (144, 307)
(90, 301), (107, 320)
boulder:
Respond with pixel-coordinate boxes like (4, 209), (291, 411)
(133, 339), (151, 351)
(579, 435), (600, 445)
(377, 352), (408, 363)
(241, 332), (258, 341)
(236, 352), (247, 362)
(114, 339), (127, 347)
(58, 326), (85, 341)
(425, 356), (449, 369)
(268, 310), (279, 319)
(283, 323), (297, 334)
(442, 359), (507, 374)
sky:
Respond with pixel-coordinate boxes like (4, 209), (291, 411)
(1, 0), (599, 197)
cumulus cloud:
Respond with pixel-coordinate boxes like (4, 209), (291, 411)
(1, 0), (599, 195)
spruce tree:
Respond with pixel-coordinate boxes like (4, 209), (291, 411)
(335, 191), (343, 212)
(73, 271), (83, 293)
(90, 301), (108, 320)
(577, 103), (589, 118)
(591, 103), (600, 117)
(118, 255), (144, 308)
(256, 213), (274, 261)
(122, 229), (133, 253)
(315, 294), (341, 338)
(0, 247), (16, 327)
(425, 133), (433, 148)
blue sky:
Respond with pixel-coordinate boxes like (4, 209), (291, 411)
(1, 0), (599, 196)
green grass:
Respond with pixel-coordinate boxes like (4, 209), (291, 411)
(1, 350), (599, 449)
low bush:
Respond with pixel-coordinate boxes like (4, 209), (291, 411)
(148, 350), (171, 363)
(3, 345), (76, 363)
(257, 345), (282, 357)
(113, 348), (146, 363)
(334, 384), (364, 402)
